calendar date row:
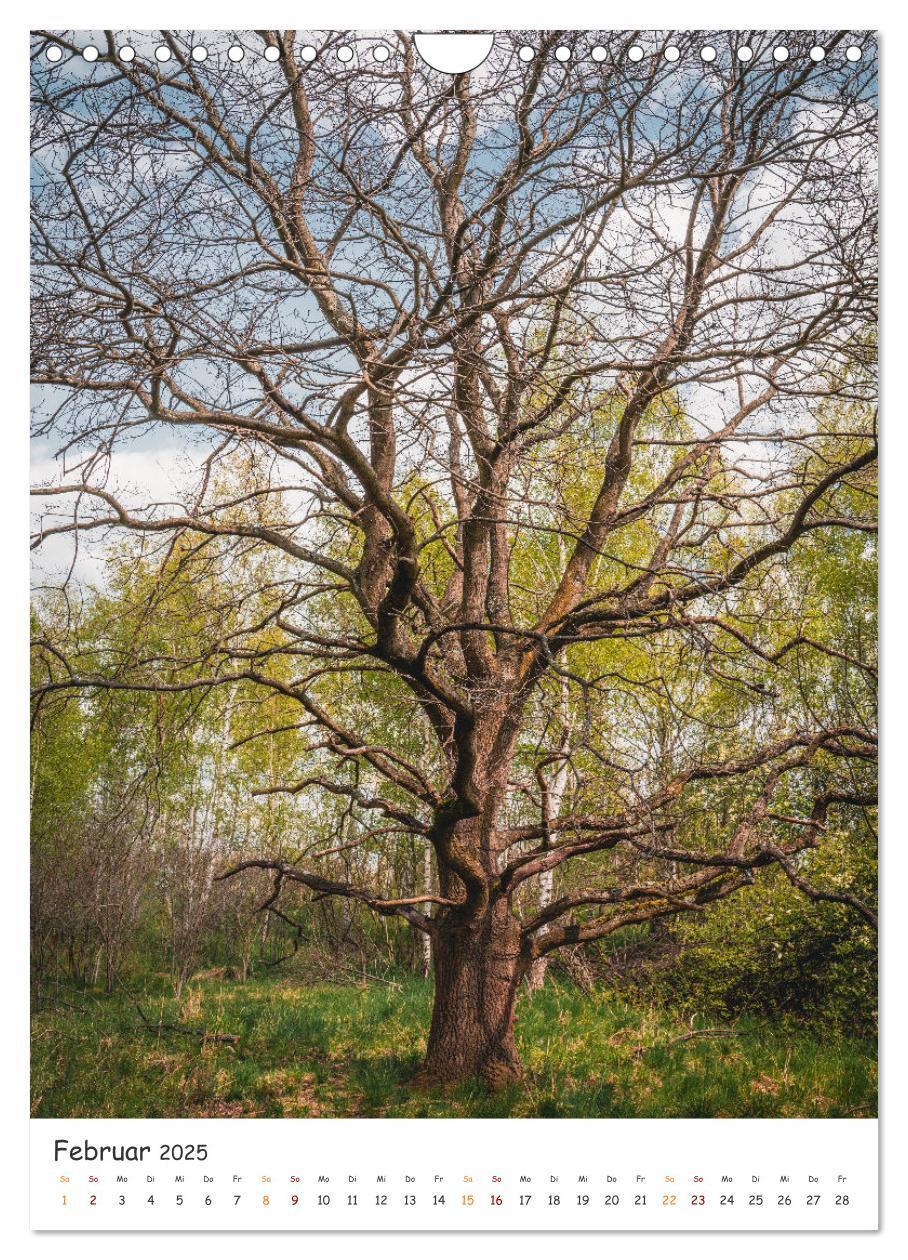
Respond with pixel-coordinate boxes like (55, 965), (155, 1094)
(58, 1190), (854, 1210)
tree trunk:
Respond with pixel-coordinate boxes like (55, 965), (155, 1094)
(420, 842), (433, 978)
(528, 667), (572, 991)
(417, 900), (525, 1089)
(527, 870), (554, 991)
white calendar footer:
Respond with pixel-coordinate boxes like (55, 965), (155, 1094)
(31, 1116), (878, 1231)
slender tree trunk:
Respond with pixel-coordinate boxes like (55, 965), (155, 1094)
(420, 842), (433, 978)
(527, 747), (569, 991)
(529, 669), (572, 991)
(418, 899), (526, 1089)
(528, 872), (555, 991)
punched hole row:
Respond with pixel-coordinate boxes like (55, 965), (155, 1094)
(44, 41), (866, 67)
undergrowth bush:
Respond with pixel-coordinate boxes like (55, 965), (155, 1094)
(599, 834), (877, 1033)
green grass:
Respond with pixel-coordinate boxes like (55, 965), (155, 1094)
(31, 974), (876, 1119)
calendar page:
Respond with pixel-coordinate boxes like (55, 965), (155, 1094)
(28, 25), (878, 1236)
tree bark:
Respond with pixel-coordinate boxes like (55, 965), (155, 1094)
(417, 898), (525, 1089)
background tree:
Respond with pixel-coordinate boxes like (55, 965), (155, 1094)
(31, 29), (877, 1087)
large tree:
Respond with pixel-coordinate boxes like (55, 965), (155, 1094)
(31, 29), (877, 1087)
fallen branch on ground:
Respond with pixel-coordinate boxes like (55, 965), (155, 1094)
(130, 993), (240, 1045)
(635, 1026), (748, 1057)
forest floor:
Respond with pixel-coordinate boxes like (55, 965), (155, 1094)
(31, 974), (877, 1119)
